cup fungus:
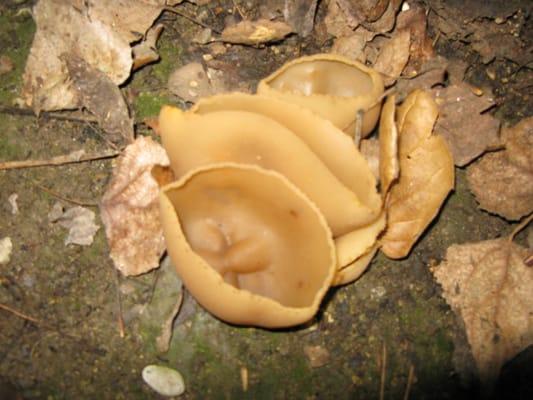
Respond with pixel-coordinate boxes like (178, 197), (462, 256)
(159, 104), (379, 236)
(159, 163), (336, 328)
(257, 54), (384, 138)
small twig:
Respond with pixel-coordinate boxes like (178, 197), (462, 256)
(164, 7), (221, 34)
(403, 364), (415, 400)
(379, 342), (387, 400)
(30, 180), (99, 207)
(0, 302), (106, 355)
(231, 0), (246, 19)
(0, 302), (42, 325)
(0, 149), (120, 170)
(0, 105), (98, 124)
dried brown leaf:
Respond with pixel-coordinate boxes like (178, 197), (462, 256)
(100, 136), (169, 276)
(395, 56), (448, 101)
(396, 5), (434, 75)
(432, 239), (533, 383)
(22, 0), (163, 112)
(330, 34), (367, 62)
(373, 30), (411, 86)
(64, 55), (134, 144)
(220, 19), (292, 45)
(132, 24), (164, 71)
(283, 0), (318, 37)
(467, 118), (533, 221)
(381, 90), (454, 259)
(434, 83), (500, 167)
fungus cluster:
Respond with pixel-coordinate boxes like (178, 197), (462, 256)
(158, 54), (453, 328)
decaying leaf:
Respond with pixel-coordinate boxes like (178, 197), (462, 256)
(395, 5), (434, 75)
(395, 56), (448, 100)
(324, 0), (356, 37)
(168, 63), (214, 103)
(432, 238), (533, 383)
(378, 95), (399, 198)
(467, 118), (533, 221)
(434, 83), (500, 167)
(220, 19), (292, 45)
(64, 54), (134, 144)
(373, 29), (410, 86)
(132, 24), (164, 71)
(283, 0), (318, 37)
(100, 136), (170, 276)
(22, 0), (164, 112)
(337, 0), (401, 34)
(330, 33), (367, 62)
(381, 90), (454, 259)
(48, 202), (100, 246)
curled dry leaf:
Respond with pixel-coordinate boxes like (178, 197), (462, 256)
(381, 90), (454, 259)
(64, 54), (134, 144)
(434, 83), (500, 167)
(48, 203), (100, 246)
(220, 19), (292, 45)
(373, 29), (411, 86)
(22, 0), (164, 112)
(467, 117), (533, 221)
(132, 24), (164, 71)
(100, 136), (170, 276)
(395, 5), (434, 75)
(283, 0), (318, 38)
(324, 0), (356, 37)
(432, 238), (533, 383)
(330, 34), (367, 62)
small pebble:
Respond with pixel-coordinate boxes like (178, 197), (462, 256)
(0, 237), (12, 264)
(142, 365), (185, 397)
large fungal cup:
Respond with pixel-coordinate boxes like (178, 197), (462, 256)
(159, 163), (336, 328)
(257, 54), (384, 138)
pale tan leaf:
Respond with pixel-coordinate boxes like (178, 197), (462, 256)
(466, 117), (533, 220)
(100, 136), (170, 276)
(132, 24), (164, 71)
(432, 239), (533, 383)
(381, 90), (454, 258)
(220, 19), (292, 45)
(434, 83), (501, 166)
(373, 30), (411, 86)
(22, 0), (163, 112)
(49, 203), (100, 246)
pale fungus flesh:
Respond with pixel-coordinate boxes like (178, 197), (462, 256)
(192, 93), (382, 216)
(257, 53), (384, 138)
(159, 163), (336, 328)
(159, 105), (379, 236)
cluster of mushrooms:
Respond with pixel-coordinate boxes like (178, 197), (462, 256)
(157, 54), (453, 328)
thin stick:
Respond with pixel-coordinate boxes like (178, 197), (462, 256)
(31, 180), (99, 207)
(164, 7), (221, 34)
(0, 105), (98, 124)
(403, 364), (415, 400)
(0, 302), (42, 325)
(231, 0), (246, 19)
(379, 342), (387, 400)
(0, 149), (120, 170)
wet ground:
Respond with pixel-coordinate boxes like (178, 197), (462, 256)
(0, 0), (531, 399)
